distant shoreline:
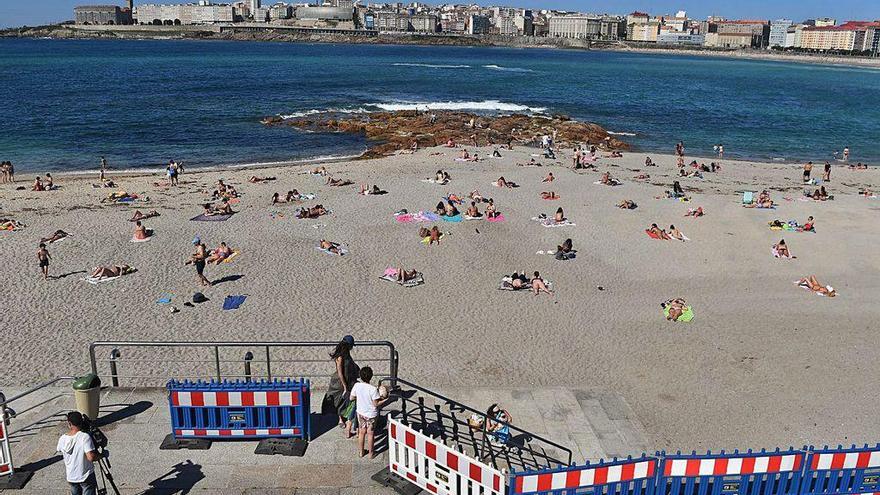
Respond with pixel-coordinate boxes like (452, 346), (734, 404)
(4, 24), (880, 69)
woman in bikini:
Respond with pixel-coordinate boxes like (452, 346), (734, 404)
(396, 268), (419, 283)
(133, 221), (149, 241)
(543, 172), (554, 183)
(91, 265), (131, 279)
(663, 298), (687, 321)
(649, 223), (670, 240)
(530, 271), (553, 296)
(541, 191), (559, 200)
(801, 216), (815, 232)
(434, 201), (446, 216)
(466, 201), (481, 218)
(32, 176), (45, 191)
(774, 239), (792, 258)
(320, 239), (341, 254)
(486, 199), (498, 219)
(668, 225), (684, 241)
(444, 201), (459, 217)
(797, 275), (836, 297)
(207, 242), (233, 264)
(554, 207), (565, 224)
(286, 190), (300, 202)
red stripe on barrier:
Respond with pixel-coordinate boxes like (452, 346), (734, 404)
(622, 462), (635, 481)
(515, 475), (524, 494)
(447, 452), (459, 471)
(405, 431), (416, 449)
(407, 473), (417, 483)
(768, 456), (782, 473)
(269, 428), (281, 435)
(811, 454), (820, 470)
(219, 430), (231, 436)
(858, 452), (872, 469)
(216, 391), (229, 407)
(794, 454), (802, 470)
(0, 426), (4, 440)
(714, 458), (729, 476)
(390, 422), (397, 440)
(245, 429), (257, 436)
(174, 429), (182, 435)
(290, 391), (300, 406)
(741, 457), (756, 474)
(469, 463), (482, 483)
(664, 460), (673, 476)
(425, 441), (437, 461)
(647, 460), (655, 477)
(267, 391), (279, 406)
(536, 473), (552, 492)
(241, 392), (254, 406)
(685, 459), (700, 477)
(494, 474), (501, 491)
(830, 453), (844, 470)
(0, 464), (9, 473)
(171, 391), (180, 406)
(594, 466), (608, 485)
(427, 483), (437, 493)
(564, 469), (580, 488)
(194, 429), (206, 436)
(191, 392), (204, 407)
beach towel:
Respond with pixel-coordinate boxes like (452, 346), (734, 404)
(415, 211), (440, 222)
(190, 213), (235, 222)
(463, 215), (484, 221)
(420, 234), (444, 245)
(380, 268), (424, 287)
(742, 191), (755, 205)
(316, 245), (348, 255)
(220, 250), (240, 263)
(223, 295), (247, 310)
(130, 235), (152, 243)
(772, 247), (794, 259)
(486, 214), (505, 223)
(395, 214), (415, 223)
(645, 229), (666, 240)
(593, 180), (621, 186)
(442, 214), (463, 223)
(156, 294), (173, 305)
(490, 181), (519, 188)
(533, 217), (574, 227)
(795, 280), (836, 296)
(664, 306), (694, 322)
(421, 179), (449, 185)
(84, 276), (120, 285)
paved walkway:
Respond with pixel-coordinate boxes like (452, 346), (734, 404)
(1, 384), (648, 494)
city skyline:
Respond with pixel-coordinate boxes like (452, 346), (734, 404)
(2, 0), (880, 29)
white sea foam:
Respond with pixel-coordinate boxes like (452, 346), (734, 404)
(483, 64), (535, 73)
(608, 131), (637, 136)
(370, 100), (547, 113)
(280, 108), (371, 119)
(392, 63), (471, 69)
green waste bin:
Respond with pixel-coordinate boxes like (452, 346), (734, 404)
(73, 374), (101, 421)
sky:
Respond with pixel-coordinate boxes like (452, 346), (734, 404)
(1, 0), (879, 29)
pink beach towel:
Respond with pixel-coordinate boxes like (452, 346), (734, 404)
(487, 214), (505, 223)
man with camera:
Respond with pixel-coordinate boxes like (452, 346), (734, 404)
(57, 411), (100, 495)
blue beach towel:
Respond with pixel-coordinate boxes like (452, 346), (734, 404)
(156, 294), (172, 305)
(223, 295), (247, 310)
(441, 214), (463, 223)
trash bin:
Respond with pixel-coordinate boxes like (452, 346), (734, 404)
(73, 374), (102, 421)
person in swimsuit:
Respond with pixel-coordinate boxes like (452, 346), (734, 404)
(774, 239), (792, 258)
(509, 271), (528, 289)
(797, 275), (836, 297)
(554, 207), (565, 223)
(207, 241), (233, 264)
(320, 239), (341, 254)
(444, 201), (459, 217)
(803, 161), (813, 182)
(486, 199), (497, 219)
(434, 201), (446, 216)
(396, 268), (419, 283)
(663, 298), (687, 321)
(130, 210), (159, 222)
(90, 265), (131, 279)
(530, 271), (553, 296)
(801, 216), (815, 232)
(466, 201), (481, 218)
(823, 161), (832, 182)
(543, 172), (554, 183)
(133, 221), (149, 241)
(649, 223), (670, 240)
(541, 191), (559, 200)
(44, 173), (54, 189)
(617, 200), (636, 209)
(32, 176), (45, 191)
(187, 238), (211, 287)
(668, 225), (684, 241)
(37, 243), (50, 280)
(40, 230), (69, 244)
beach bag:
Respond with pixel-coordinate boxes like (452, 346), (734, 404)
(341, 398), (357, 421)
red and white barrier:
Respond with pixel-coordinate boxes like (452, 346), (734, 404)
(170, 390), (300, 407)
(663, 453), (803, 476)
(174, 428), (301, 437)
(809, 451), (880, 470)
(0, 416), (13, 476)
(513, 459), (656, 494)
(388, 418), (505, 495)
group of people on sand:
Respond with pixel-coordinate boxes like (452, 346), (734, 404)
(459, 149), (480, 162)
(185, 237), (235, 286)
(1, 161), (15, 183)
(31, 174), (54, 191)
(418, 226), (443, 245)
(203, 199), (234, 216)
(806, 186), (832, 201)
(166, 160), (183, 186)
(272, 190), (305, 204)
(296, 204), (328, 219)
(648, 223), (686, 241)
(507, 271), (553, 296)
(434, 200), (459, 217)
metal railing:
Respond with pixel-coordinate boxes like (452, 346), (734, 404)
(89, 341), (398, 388)
(381, 377), (573, 472)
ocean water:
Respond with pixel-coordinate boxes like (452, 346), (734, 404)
(1, 38), (879, 173)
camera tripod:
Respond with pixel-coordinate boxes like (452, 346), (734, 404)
(94, 447), (120, 495)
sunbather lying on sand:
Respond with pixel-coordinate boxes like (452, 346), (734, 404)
(507, 271), (529, 289)
(296, 205), (328, 219)
(773, 239), (794, 258)
(326, 176), (353, 187)
(662, 298), (688, 321)
(90, 265), (133, 279)
(248, 176), (276, 183)
(204, 199), (234, 216)
(130, 210), (160, 222)
(133, 221), (150, 241)
(519, 158), (542, 167)
(465, 202), (482, 218)
(797, 275), (836, 297)
(541, 191), (559, 200)
(684, 207), (704, 217)
(41, 230), (70, 243)
(668, 225), (685, 241)
(468, 190), (486, 202)
(600, 172), (618, 185)
(431, 170), (450, 183)
(496, 176), (518, 188)
(359, 184), (385, 195)
(397, 267), (420, 283)
(418, 226), (442, 245)
(617, 200), (637, 209)
(531, 271), (553, 296)
(607, 150), (623, 158)
(311, 166), (327, 176)
(207, 242), (233, 264)
(0, 219), (25, 231)
(649, 223), (671, 240)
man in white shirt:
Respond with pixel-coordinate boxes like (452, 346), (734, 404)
(349, 367), (382, 459)
(56, 412), (100, 495)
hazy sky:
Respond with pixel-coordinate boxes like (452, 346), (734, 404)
(1, 0), (878, 28)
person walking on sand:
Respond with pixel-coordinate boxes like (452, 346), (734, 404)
(803, 161), (813, 183)
(843, 147), (850, 162)
(99, 157), (107, 182)
(718, 144), (724, 160)
(37, 243), (51, 280)
(187, 237), (211, 287)
(823, 161), (832, 182)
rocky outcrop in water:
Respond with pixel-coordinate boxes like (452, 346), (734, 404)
(263, 111), (629, 159)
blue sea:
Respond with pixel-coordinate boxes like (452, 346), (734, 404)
(1, 38), (879, 173)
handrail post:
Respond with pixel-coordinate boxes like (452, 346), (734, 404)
(391, 349), (399, 389)
(265, 346), (271, 380)
(89, 343), (98, 376)
(214, 346), (221, 381)
(243, 352), (253, 382)
(109, 349), (121, 387)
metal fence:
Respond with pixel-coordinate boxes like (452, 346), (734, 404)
(88, 340), (398, 388)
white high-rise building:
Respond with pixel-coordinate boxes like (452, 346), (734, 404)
(249, 0), (261, 13)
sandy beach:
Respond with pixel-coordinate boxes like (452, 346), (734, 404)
(1, 146), (878, 453)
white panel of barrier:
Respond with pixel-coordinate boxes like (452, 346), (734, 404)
(388, 417), (505, 495)
(0, 417), (13, 476)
